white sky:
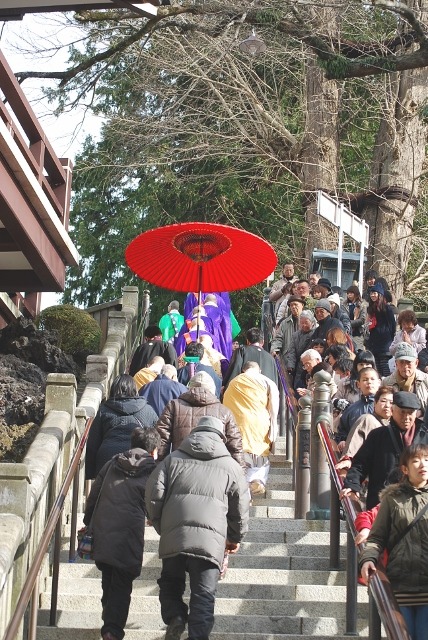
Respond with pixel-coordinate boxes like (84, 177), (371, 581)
(0, 12), (102, 159)
(1, 13), (102, 308)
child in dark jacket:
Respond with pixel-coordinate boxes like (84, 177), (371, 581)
(83, 427), (160, 640)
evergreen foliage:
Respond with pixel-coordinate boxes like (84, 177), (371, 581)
(38, 305), (101, 364)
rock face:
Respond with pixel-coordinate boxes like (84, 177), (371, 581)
(0, 317), (81, 461)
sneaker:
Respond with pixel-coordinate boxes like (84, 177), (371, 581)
(165, 616), (186, 640)
(102, 633), (119, 640)
(249, 480), (266, 497)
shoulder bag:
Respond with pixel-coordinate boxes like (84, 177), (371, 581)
(77, 464), (112, 560)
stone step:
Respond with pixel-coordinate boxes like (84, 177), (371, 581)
(250, 506), (295, 518)
(36, 630), (371, 640)
(40, 594), (366, 618)
(283, 531), (347, 545)
(252, 497), (295, 508)
(45, 577), (370, 603)
(64, 551), (345, 571)
(37, 610), (370, 636)
(265, 490), (296, 500)
(51, 563), (347, 585)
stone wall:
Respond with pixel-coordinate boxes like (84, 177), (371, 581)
(0, 286), (139, 640)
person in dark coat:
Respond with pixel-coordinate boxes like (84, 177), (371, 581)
(129, 325), (178, 376)
(177, 341), (222, 397)
(365, 283), (396, 376)
(311, 299), (344, 341)
(83, 427), (160, 640)
(340, 391), (428, 509)
(139, 365), (188, 416)
(222, 327), (278, 390)
(362, 269), (390, 302)
(146, 416), (250, 640)
(283, 310), (316, 390)
(336, 367), (381, 449)
(85, 374), (158, 479)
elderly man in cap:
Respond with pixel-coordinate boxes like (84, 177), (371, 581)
(340, 391), (428, 509)
(311, 299), (344, 341)
(270, 295), (305, 357)
(382, 342), (428, 417)
(146, 415), (250, 640)
(156, 370), (245, 470)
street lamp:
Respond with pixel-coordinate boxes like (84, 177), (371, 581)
(238, 30), (266, 56)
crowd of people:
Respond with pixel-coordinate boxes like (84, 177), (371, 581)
(267, 262), (428, 639)
(84, 289), (283, 640)
(83, 263), (428, 640)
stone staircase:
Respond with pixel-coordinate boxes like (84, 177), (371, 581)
(36, 445), (372, 640)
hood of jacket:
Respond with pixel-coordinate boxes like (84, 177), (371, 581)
(179, 387), (219, 407)
(178, 429), (231, 461)
(104, 396), (149, 416)
(379, 478), (428, 501)
(115, 447), (156, 477)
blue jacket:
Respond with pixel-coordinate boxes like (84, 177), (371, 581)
(139, 374), (188, 416)
(337, 394), (374, 443)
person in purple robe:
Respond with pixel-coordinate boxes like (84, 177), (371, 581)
(174, 308), (217, 356)
(203, 294), (230, 359)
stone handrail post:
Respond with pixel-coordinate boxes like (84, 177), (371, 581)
(307, 370), (333, 520)
(294, 394), (311, 519)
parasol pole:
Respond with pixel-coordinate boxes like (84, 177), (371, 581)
(196, 264), (203, 340)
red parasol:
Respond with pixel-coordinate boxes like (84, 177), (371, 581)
(125, 222), (277, 293)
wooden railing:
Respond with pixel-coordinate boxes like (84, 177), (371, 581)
(0, 49), (72, 225)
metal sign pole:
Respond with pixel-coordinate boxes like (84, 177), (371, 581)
(337, 203), (344, 288)
(359, 236), (365, 293)
(316, 191), (369, 293)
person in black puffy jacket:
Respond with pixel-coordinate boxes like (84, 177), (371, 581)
(85, 374), (158, 479)
(84, 427), (160, 640)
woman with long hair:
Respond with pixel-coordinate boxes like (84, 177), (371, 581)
(365, 284), (396, 376)
(85, 374), (158, 479)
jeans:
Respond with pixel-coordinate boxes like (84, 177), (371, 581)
(96, 561), (139, 640)
(158, 555), (219, 640)
(400, 604), (428, 640)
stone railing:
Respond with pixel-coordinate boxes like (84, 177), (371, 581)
(0, 285), (140, 640)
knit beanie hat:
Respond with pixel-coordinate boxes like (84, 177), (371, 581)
(315, 299), (331, 313)
(188, 370), (216, 395)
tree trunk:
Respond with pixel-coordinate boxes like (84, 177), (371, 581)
(300, 5), (341, 268)
(363, 1), (428, 300)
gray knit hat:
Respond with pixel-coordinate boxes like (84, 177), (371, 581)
(315, 299), (331, 313)
(188, 370), (216, 395)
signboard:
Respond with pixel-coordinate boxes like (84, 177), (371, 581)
(0, 1), (158, 20)
(317, 190), (369, 292)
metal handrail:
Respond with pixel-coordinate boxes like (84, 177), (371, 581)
(2, 417), (93, 640)
(317, 420), (411, 640)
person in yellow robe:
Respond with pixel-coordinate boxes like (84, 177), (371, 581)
(223, 361), (279, 497)
(133, 356), (164, 391)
